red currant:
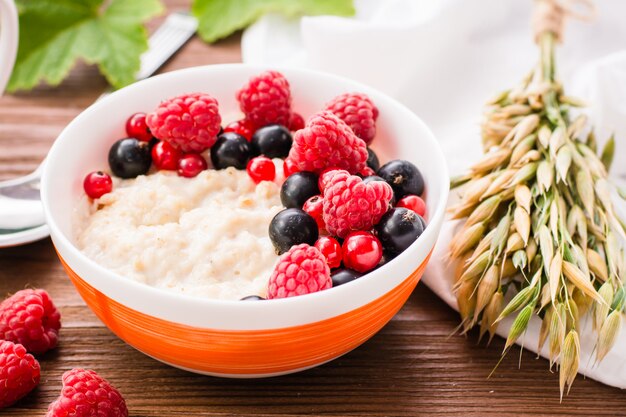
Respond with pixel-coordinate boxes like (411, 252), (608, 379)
(314, 236), (342, 269)
(151, 141), (182, 170)
(288, 112), (305, 131)
(246, 156), (276, 183)
(83, 171), (113, 199)
(177, 154), (207, 178)
(342, 231), (383, 273)
(283, 158), (299, 177)
(224, 119), (256, 141)
(125, 112), (152, 142)
(303, 195), (325, 230)
(397, 194), (426, 217)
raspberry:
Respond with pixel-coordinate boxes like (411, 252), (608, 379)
(267, 244), (331, 299)
(288, 111), (368, 174)
(0, 289), (61, 355)
(323, 171), (393, 238)
(146, 93), (222, 153)
(318, 168), (345, 194)
(325, 93), (378, 144)
(237, 71), (292, 128)
(46, 369), (128, 417)
(0, 341), (40, 409)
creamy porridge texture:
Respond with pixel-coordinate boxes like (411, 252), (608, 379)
(77, 163), (284, 300)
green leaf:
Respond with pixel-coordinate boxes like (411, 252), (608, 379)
(8, 0), (163, 92)
(192, 0), (355, 43)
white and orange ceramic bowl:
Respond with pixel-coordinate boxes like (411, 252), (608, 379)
(41, 65), (449, 377)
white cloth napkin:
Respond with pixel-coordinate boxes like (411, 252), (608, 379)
(241, 0), (626, 388)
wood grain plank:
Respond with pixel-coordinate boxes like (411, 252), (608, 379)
(1, 1), (625, 415)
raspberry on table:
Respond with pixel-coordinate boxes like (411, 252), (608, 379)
(237, 70), (292, 128)
(288, 111), (368, 174)
(267, 244), (332, 299)
(325, 92), (378, 145)
(0, 289), (61, 355)
(323, 171), (394, 238)
(0, 340), (40, 409)
(146, 92), (222, 153)
(46, 369), (128, 417)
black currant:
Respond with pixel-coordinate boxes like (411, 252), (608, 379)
(210, 132), (254, 170)
(377, 160), (424, 199)
(108, 138), (152, 179)
(269, 208), (319, 255)
(280, 172), (320, 208)
(240, 295), (265, 301)
(251, 124), (293, 158)
(374, 207), (426, 257)
(331, 268), (363, 287)
(366, 147), (380, 171)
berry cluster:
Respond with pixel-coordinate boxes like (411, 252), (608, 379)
(1, 289), (60, 409)
(79, 70), (429, 304)
(0, 290), (127, 415)
(266, 157), (427, 299)
(260, 90), (428, 300)
(83, 70), (305, 198)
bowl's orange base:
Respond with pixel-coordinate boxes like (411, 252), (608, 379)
(58, 252), (431, 377)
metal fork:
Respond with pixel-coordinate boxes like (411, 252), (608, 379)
(0, 12), (198, 232)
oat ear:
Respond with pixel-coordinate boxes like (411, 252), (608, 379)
(445, 24), (625, 396)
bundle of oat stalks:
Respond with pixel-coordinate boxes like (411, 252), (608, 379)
(448, 0), (624, 398)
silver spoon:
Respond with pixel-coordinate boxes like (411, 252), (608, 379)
(0, 12), (198, 244)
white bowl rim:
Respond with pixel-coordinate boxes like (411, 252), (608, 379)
(42, 64), (449, 314)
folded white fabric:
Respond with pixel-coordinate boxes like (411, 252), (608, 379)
(242, 0), (626, 388)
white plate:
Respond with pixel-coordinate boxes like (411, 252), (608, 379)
(0, 224), (49, 248)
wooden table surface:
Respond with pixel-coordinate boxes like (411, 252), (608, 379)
(1, 4), (625, 416)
